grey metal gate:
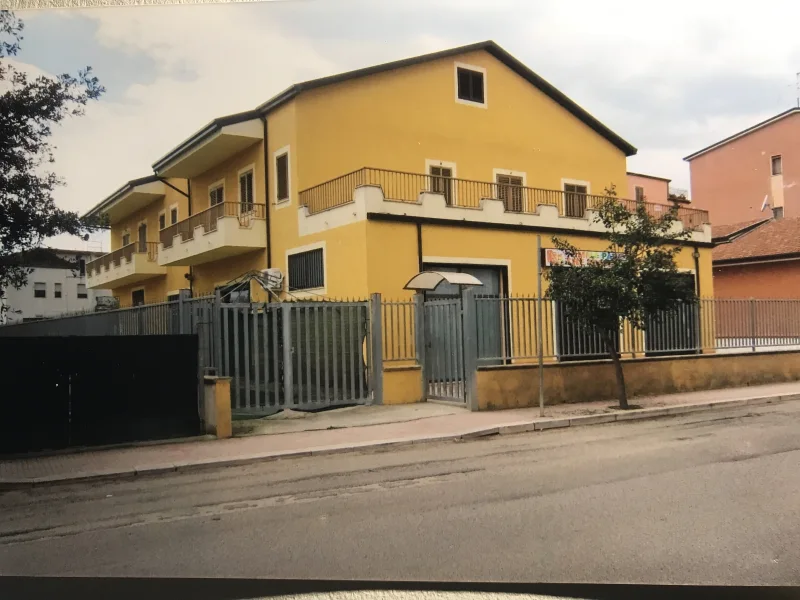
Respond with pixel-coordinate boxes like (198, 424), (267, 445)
(423, 298), (465, 401)
(218, 300), (372, 413)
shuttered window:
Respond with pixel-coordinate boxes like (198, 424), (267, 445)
(564, 183), (588, 218)
(210, 185), (224, 206)
(430, 165), (453, 205)
(239, 171), (254, 212)
(159, 212), (166, 230)
(276, 153), (289, 202)
(288, 248), (324, 291)
(496, 174), (524, 212)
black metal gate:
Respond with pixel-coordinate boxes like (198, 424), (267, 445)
(0, 335), (200, 455)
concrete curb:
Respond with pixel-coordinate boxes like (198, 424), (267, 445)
(0, 393), (790, 489)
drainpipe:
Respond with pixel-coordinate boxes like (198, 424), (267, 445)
(187, 180), (193, 297)
(692, 245), (701, 297)
(693, 245), (701, 354)
(261, 116), (272, 270)
(416, 223), (423, 273)
(159, 177), (190, 199)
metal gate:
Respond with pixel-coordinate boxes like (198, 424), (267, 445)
(218, 300), (372, 413)
(423, 298), (465, 401)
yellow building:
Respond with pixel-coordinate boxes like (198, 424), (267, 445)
(84, 41), (713, 409)
(87, 41), (712, 304)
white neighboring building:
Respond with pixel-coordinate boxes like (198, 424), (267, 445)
(0, 248), (112, 325)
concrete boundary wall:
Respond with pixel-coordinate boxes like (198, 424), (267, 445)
(476, 350), (800, 410)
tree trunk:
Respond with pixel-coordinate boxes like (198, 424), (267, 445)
(603, 332), (629, 410)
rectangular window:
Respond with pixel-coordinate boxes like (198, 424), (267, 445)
(239, 170), (254, 212)
(276, 153), (289, 202)
(34, 282), (46, 298)
(288, 248), (324, 291)
(77, 283), (88, 299)
(158, 212), (166, 230)
(430, 165), (453, 205)
(170, 207), (178, 225)
(209, 185), (224, 206)
(121, 232), (131, 246)
(771, 155), (782, 176)
(54, 283), (62, 299)
(635, 186), (645, 202)
(457, 67), (485, 104)
(564, 183), (588, 218)
(496, 174), (524, 212)
(78, 258), (86, 277)
(131, 289), (145, 306)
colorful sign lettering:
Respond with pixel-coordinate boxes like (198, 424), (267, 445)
(543, 248), (621, 267)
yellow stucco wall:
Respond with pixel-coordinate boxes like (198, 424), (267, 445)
(476, 350), (800, 410)
(383, 366), (423, 405)
(295, 49), (628, 194)
(109, 178), (190, 305)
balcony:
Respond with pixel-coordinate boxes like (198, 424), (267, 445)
(86, 242), (166, 289)
(298, 167), (710, 232)
(158, 202), (267, 266)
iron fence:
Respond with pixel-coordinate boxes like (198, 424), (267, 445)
(473, 296), (800, 364)
(297, 167), (710, 231)
(381, 299), (417, 362)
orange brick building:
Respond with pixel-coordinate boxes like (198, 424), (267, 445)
(685, 108), (800, 226)
(713, 216), (800, 298)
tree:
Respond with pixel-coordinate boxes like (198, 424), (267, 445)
(544, 185), (697, 409)
(0, 10), (105, 297)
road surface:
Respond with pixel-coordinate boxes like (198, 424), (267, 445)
(1, 400), (799, 584)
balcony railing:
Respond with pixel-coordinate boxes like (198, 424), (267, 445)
(298, 167), (710, 230)
(87, 242), (159, 276)
(160, 202), (267, 249)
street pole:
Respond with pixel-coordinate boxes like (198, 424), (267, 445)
(537, 235), (545, 417)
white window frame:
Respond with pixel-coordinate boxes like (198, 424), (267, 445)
(54, 282), (63, 299)
(492, 168), (527, 187)
(286, 241), (327, 297)
(169, 203), (179, 225)
(76, 283), (88, 299)
(208, 178), (225, 207)
(454, 61), (488, 109)
(561, 178), (591, 195)
(33, 282), (46, 298)
(425, 159), (458, 205)
(121, 228), (131, 247)
(238, 164), (256, 213)
(273, 145), (291, 208)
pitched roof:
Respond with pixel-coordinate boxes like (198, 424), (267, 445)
(684, 107), (800, 162)
(626, 171), (671, 182)
(713, 217), (800, 263)
(712, 218), (770, 243)
(153, 41), (637, 171)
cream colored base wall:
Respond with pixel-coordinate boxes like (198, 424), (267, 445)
(476, 351), (800, 410)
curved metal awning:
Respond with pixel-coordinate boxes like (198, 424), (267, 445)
(403, 271), (484, 292)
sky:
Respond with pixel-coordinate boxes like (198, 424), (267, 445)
(10, 0), (800, 251)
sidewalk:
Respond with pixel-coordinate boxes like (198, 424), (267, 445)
(2, 381), (800, 487)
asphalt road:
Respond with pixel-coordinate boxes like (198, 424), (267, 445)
(1, 401), (800, 584)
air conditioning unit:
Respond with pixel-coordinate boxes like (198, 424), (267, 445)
(263, 268), (284, 291)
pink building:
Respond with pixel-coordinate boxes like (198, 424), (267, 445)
(626, 171), (671, 204)
(684, 107), (800, 226)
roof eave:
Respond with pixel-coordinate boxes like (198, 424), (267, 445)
(151, 110), (262, 174)
(83, 174), (160, 220)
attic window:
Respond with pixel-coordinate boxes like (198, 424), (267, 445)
(456, 65), (485, 106)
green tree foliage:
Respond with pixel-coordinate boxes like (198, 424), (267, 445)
(0, 10), (105, 296)
(545, 185), (697, 408)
